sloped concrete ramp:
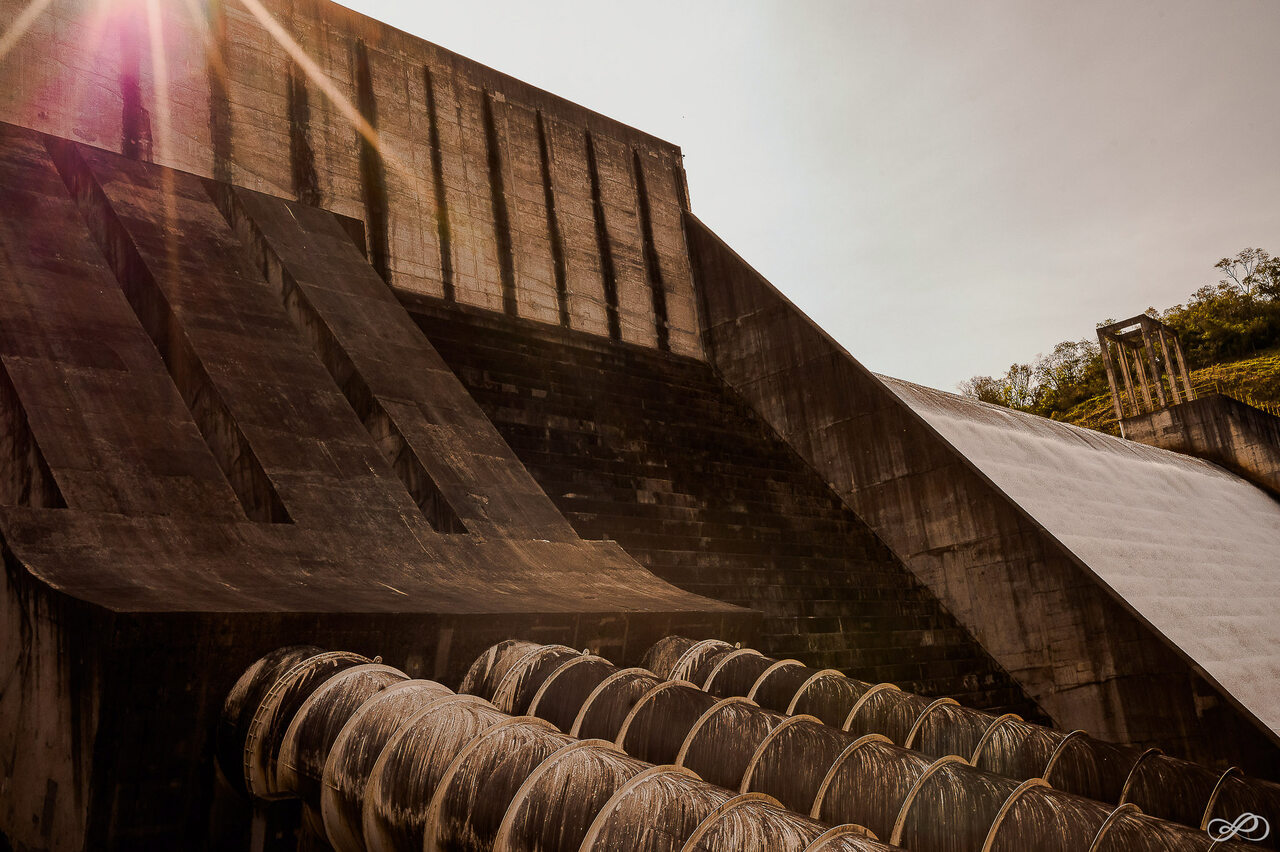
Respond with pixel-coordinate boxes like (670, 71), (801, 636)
(883, 377), (1280, 739)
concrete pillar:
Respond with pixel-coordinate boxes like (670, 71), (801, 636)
(1139, 323), (1167, 409)
(1174, 335), (1195, 401)
(1099, 336), (1125, 423)
(1126, 342), (1157, 411)
(1158, 327), (1182, 406)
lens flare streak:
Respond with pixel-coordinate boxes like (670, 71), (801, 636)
(0, 0), (56, 66)
(234, 0), (403, 171)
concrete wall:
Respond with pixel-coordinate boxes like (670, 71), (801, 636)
(413, 300), (1046, 718)
(0, 126), (748, 849)
(1123, 393), (1280, 497)
(686, 214), (1280, 775)
(0, 0), (702, 357)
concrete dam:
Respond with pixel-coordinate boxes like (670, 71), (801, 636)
(0, 0), (1277, 849)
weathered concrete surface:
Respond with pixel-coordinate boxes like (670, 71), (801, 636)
(1123, 393), (1280, 497)
(0, 125), (748, 850)
(686, 213), (1280, 775)
(412, 298), (1043, 716)
(883, 378), (1280, 742)
(0, 0), (702, 356)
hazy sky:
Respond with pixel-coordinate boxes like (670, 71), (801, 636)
(341, 1), (1280, 390)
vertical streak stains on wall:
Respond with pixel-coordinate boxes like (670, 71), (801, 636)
(423, 67), (455, 301)
(482, 92), (518, 317)
(286, 65), (320, 207)
(353, 40), (390, 284)
(119, 18), (152, 162)
(672, 162), (690, 213)
(536, 111), (570, 327)
(632, 150), (670, 352)
(205, 0), (232, 184)
(46, 139), (290, 524)
(585, 132), (621, 341)
(0, 363), (65, 509)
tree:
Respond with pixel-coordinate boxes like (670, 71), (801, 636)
(958, 364), (1035, 410)
(958, 375), (1005, 405)
(959, 247), (1278, 423)
(1215, 248), (1277, 298)
(1033, 339), (1102, 405)
(1258, 256), (1280, 300)
(1004, 363), (1036, 410)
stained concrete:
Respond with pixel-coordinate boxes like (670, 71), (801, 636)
(411, 297), (1043, 717)
(0, 0), (702, 357)
(1123, 393), (1280, 497)
(1, 0), (1277, 847)
(686, 212), (1280, 776)
(0, 125), (747, 850)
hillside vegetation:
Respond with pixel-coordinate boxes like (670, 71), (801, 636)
(959, 248), (1280, 434)
(1058, 347), (1280, 435)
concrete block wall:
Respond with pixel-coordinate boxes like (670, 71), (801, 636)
(412, 300), (1046, 719)
(0, 0), (702, 356)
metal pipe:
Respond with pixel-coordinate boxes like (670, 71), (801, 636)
(226, 646), (908, 852)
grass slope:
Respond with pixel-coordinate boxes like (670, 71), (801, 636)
(1059, 346), (1280, 435)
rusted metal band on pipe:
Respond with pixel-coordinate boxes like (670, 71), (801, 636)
(278, 663), (408, 809)
(888, 755), (971, 846)
(663, 637), (733, 682)
(901, 697), (959, 752)
(977, 777), (1052, 852)
(523, 654), (608, 717)
(967, 713), (1025, 767)
(321, 680), (453, 852)
(739, 714), (826, 794)
(1040, 729), (1089, 784)
(673, 696), (759, 768)
(490, 644), (584, 715)
(568, 667), (656, 738)
(745, 658), (805, 702)
(1086, 803), (1143, 852)
(613, 680), (701, 747)
(244, 650), (371, 800)
(1117, 747), (1166, 805)
(677, 793), (787, 852)
(809, 735), (896, 820)
(576, 764), (702, 851)
(804, 825), (890, 852)
(701, 647), (768, 694)
(421, 717), (571, 852)
(841, 683), (902, 733)
(785, 669), (847, 715)
(1201, 766), (1243, 831)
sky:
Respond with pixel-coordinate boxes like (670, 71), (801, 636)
(340, 0), (1280, 390)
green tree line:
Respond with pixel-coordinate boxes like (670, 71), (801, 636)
(958, 248), (1280, 420)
